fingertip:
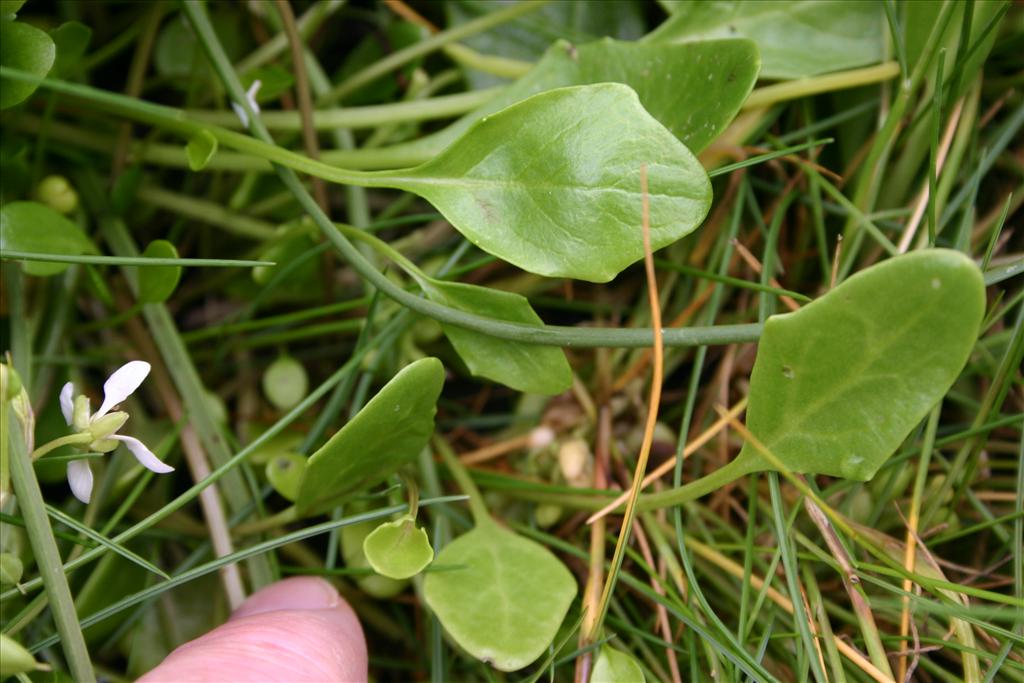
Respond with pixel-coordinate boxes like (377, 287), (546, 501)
(140, 578), (367, 682)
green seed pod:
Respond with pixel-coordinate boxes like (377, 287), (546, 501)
(0, 633), (42, 678)
(35, 174), (79, 214)
(262, 355), (308, 411)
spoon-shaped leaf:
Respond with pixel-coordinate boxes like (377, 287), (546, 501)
(383, 83), (711, 282)
(418, 278), (571, 394)
(362, 515), (434, 580)
(138, 239), (182, 303)
(647, 1), (883, 79)
(331, 38), (759, 169)
(0, 201), (96, 276)
(592, 646), (646, 683)
(423, 519), (577, 671)
(641, 250), (986, 510)
(295, 358), (444, 516)
(738, 249), (985, 480)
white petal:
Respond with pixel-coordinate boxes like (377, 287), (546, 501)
(111, 435), (174, 474)
(67, 460), (93, 503)
(231, 80), (262, 129)
(95, 361), (151, 418)
(59, 382), (75, 425)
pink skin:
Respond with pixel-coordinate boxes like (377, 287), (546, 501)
(140, 577), (368, 682)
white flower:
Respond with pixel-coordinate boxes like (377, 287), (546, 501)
(231, 79), (262, 129)
(59, 361), (174, 503)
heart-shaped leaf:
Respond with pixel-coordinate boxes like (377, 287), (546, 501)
(265, 452), (306, 503)
(362, 514), (434, 580)
(295, 358), (444, 516)
(647, 1), (883, 79)
(423, 519), (577, 671)
(419, 278), (571, 394)
(592, 646), (646, 683)
(0, 201), (95, 276)
(138, 239), (182, 303)
(738, 249), (985, 480)
(386, 84), (711, 283)
(0, 19), (54, 109)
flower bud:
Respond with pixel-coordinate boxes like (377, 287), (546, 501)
(0, 633), (43, 678)
(35, 175), (79, 214)
(89, 411), (128, 441)
(89, 438), (119, 453)
(72, 395), (91, 432)
(0, 364), (22, 401)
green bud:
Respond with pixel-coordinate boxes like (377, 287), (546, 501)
(0, 553), (23, 585)
(0, 364), (22, 401)
(35, 174), (79, 214)
(534, 503), (562, 528)
(0, 633), (42, 678)
(72, 395), (91, 432)
(89, 411), (128, 441)
(90, 438), (119, 453)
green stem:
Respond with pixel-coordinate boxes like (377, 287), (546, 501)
(2, 251), (270, 268)
(744, 62), (900, 110)
(188, 87), (503, 131)
(433, 436), (490, 525)
(6, 406), (95, 682)
(637, 457), (759, 512)
(31, 434), (92, 460)
(320, 0), (548, 104)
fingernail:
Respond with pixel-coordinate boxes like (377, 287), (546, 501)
(231, 577), (340, 620)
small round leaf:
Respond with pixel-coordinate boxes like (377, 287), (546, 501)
(265, 452), (307, 503)
(592, 646), (646, 683)
(138, 239), (182, 303)
(262, 355), (308, 411)
(0, 19), (55, 109)
(362, 515), (434, 580)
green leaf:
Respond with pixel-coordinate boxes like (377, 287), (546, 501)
(265, 452), (307, 503)
(362, 514), (434, 580)
(389, 84), (711, 283)
(137, 239), (182, 303)
(0, 201), (95, 276)
(261, 355), (308, 411)
(49, 20), (91, 76)
(295, 358), (444, 516)
(0, 19), (55, 108)
(0, 553), (23, 585)
(424, 519), (577, 671)
(419, 278), (571, 394)
(0, 0), (27, 17)
(446, 0), (644, 90)
(738, 249), (985, 481)
(647, 1), (883, 79)
(392, 38), (758, 162)
(592, 646), (646, 683)
(243, 64), (294, 103)
(185, 129), (218, 171)
(341, 518), (408, 598)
